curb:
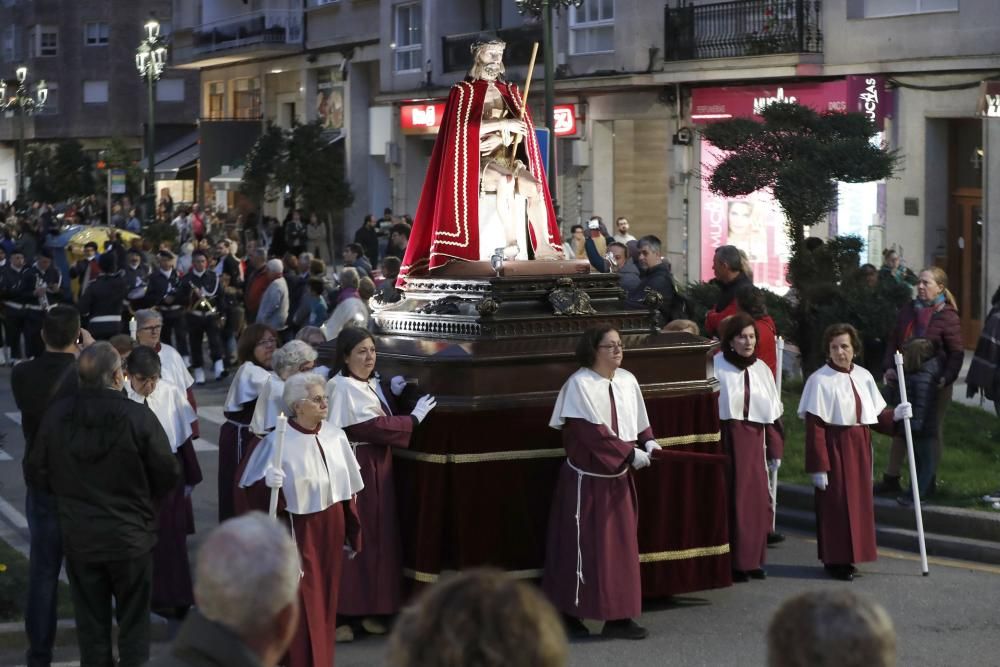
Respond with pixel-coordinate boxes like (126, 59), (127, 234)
(777, 483), (1000, 565)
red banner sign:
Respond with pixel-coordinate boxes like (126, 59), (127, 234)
(553, 104), (578, 136)
(400, 102), (447, 135)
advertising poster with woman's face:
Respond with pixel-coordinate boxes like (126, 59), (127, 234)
(316, 69), (344, 131)
(700, 143), (792, 294)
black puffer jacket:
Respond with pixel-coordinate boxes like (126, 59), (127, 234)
(26, 387), (179, 562)
(884, 357), (941, 436)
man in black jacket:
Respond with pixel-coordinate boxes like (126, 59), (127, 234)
(180, 250), (224, 383)
(626, 235), (677, 326)
(12, 305), (90, 667)
(26, 342), (179, 667)
(78, 253), (128, 340)
(145, 250), (190, 364)
(354, 214), (380, 268)
(148, 513), (301, 667)
(2, 248), (28, 364)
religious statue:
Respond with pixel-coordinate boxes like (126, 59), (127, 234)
(398, 37), (564, 285)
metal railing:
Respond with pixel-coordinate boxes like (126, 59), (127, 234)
(665, 0), (822, 61)
(442, 25), (544, 73)
(192, 9), (303, 55)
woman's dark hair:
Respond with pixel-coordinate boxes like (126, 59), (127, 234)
(308, 278), (325, 295)
(735, 285), (767, 319)
(720, 312), (758, 352)
(902, 337), (935, 374)
(575, 325), (617, 368)
(126, 345), (162, 378)
(821, 323), (863, 361)
(335, 326), (375, 376)
(237, 323), (278, 366)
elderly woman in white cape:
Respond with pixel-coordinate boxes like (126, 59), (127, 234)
(218, 323), (277, 521)
(798, 323), (911, 582)
(325, 326), (436, 639)
(125, 346), (202, 616)
(542, 325), (658, 641)
(237, 372), (364, 667)
(249, 340), (317, 437)
(715, 313), (784, 583)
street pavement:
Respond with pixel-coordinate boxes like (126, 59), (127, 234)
(0, 367), (999, 666)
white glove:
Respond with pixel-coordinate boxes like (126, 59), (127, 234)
(411, 395), (437, 423)
(265, 466), (285, 490)
(184, 485), (194, 498)
(391, 375), (408, 396)
(893, 401), (913, 421)
(643, 440), (661, 454)
(812, 472), (829, 490)
(631, 448), (651, 470)
(343, 544), (358, 560)
(767, 459), (782, 473)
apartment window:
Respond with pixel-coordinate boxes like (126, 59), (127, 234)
(862, 0), (957, 17)
(37, 80), (57, 114)
(233, 77), (261, 119)
(393, 3), (422, 73)
(570, 0), (614, 54)
(156, 79), (185, 102)
(29, 25), (58, 57)
(84, 22), (109, 46)
(1, 25), (21, 62)
(83, 80), (108, 104)
(207, 81), (225, 118)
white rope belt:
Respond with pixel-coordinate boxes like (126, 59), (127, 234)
(565, 459), (629, 607)
(4, 302), (23, 310)
(225, 419), (250, 461)
(88, 315), (122, 324)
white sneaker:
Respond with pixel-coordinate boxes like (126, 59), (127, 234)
(981, 490), (1000, 503)
(182, 355), (192, 367)
(213, 359), (225, 378)
(194, 368), (206, 385)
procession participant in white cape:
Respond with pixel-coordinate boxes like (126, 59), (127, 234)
(238, 373), (363, 667)
(798, 323), (911, 582)
(134, 309), (199, 437)
(542, 325), (657, 641)
(326, 326), (436, 640)
(125, 346), (202, 617)
(295, 326), (332, 378)
(715, 313), (784, 583)
(250, 340), (317, 437)
(218, 323), (277, 522)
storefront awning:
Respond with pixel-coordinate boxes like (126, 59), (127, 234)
(209, 166), (244, 192)
(154, 132), (199, 180)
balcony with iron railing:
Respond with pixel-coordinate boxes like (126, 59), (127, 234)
(665, 0), (822, 61)
(174, 9), (304, 65)
(442, 25), (544, 74)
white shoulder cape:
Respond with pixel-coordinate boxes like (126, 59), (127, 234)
(325, 373), (390, 429)
(323, 298), (369, 341)
(250, 373), (285, 436)
(224, 361), (273, 411)
(238, 422), (364, 514)
(797, 363), (887, 426)
(549, 367), (649, 442)
(714, 356), (783, 424)
(158, 343), (194, 391)
(126, 380), (195, 453)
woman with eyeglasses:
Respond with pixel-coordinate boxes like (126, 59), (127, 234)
(218, 323), (277, 521)
(543, 325), (659, 641)
(250, 340), (318, 438)
(324, 326), (436, 640)
(238, 372), (364, 667)
(125, 346), (202, 618)
(715, 313), (783, 583)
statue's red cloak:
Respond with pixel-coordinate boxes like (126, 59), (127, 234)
(398, 79), (563, 286)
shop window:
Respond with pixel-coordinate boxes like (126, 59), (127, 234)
(394, 2), (422, 73)
(570, 0), (614, 55)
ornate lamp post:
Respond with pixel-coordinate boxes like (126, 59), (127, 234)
(515, 0), (582, 215)
(0, 66), (48, 200)
(136, 16), (168, 222)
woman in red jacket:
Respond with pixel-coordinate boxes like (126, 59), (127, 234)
(875, 266), (963, 498)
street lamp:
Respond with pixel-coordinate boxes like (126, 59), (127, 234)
(0, 65), (48, 201)
(515, 0), (583, 215)
(136, 15), (168, 223)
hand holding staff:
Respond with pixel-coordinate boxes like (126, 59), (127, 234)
(268, 412), (289, 518)
(894, 350), (929, 575)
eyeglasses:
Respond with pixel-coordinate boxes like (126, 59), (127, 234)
(256, 338), (278, 348)
(300, 395), (327, 406)
(139, 325), (162, 333)
(598, 342), (625, 351)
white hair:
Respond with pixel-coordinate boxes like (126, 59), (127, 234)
(134, 308), (163, 327)
(267, 258), (284, 273)
(194, 512), (300, 639)
(282, 372), (326, 416)
(272, 340), (317, 380)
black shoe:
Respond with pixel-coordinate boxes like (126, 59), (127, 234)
(873, 474), (902, 496)
(767, 532), (786, 545)
(601, 618), (648, 640)
(824, 564), (854, 581)
(748, 568), (767, 580)
(562, 614), (590, 639)
(731, 570), (750, 583)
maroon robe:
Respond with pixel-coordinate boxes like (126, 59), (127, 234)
(217, 401), (256, 522)
(241, 421), (362, 667)
(152, 438), (203, 610)
(338, 393), (413, 616)
(805, 364), (895, 566)
(542, 388), (652, 621)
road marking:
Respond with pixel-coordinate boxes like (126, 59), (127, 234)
(0, 495), (28, 531)
(5, 411), (21, 425)
(193, 438), (218, 452)
(0, 449), (12, 461)
(198, 406), (226, 426)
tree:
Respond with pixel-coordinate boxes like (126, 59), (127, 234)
(701, 102), (900, 374)
(22, 144), (56, 202)
(239, 122), (287, 212)
(96, 138), (143, 203)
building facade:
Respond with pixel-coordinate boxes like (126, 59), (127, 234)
(0, 0), (200, 202)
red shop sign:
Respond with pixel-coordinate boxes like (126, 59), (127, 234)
(553, 104), (578, 136)
(400, 102), (447, 135)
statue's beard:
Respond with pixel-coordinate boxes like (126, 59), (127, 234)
(471, 61), (505, 82)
